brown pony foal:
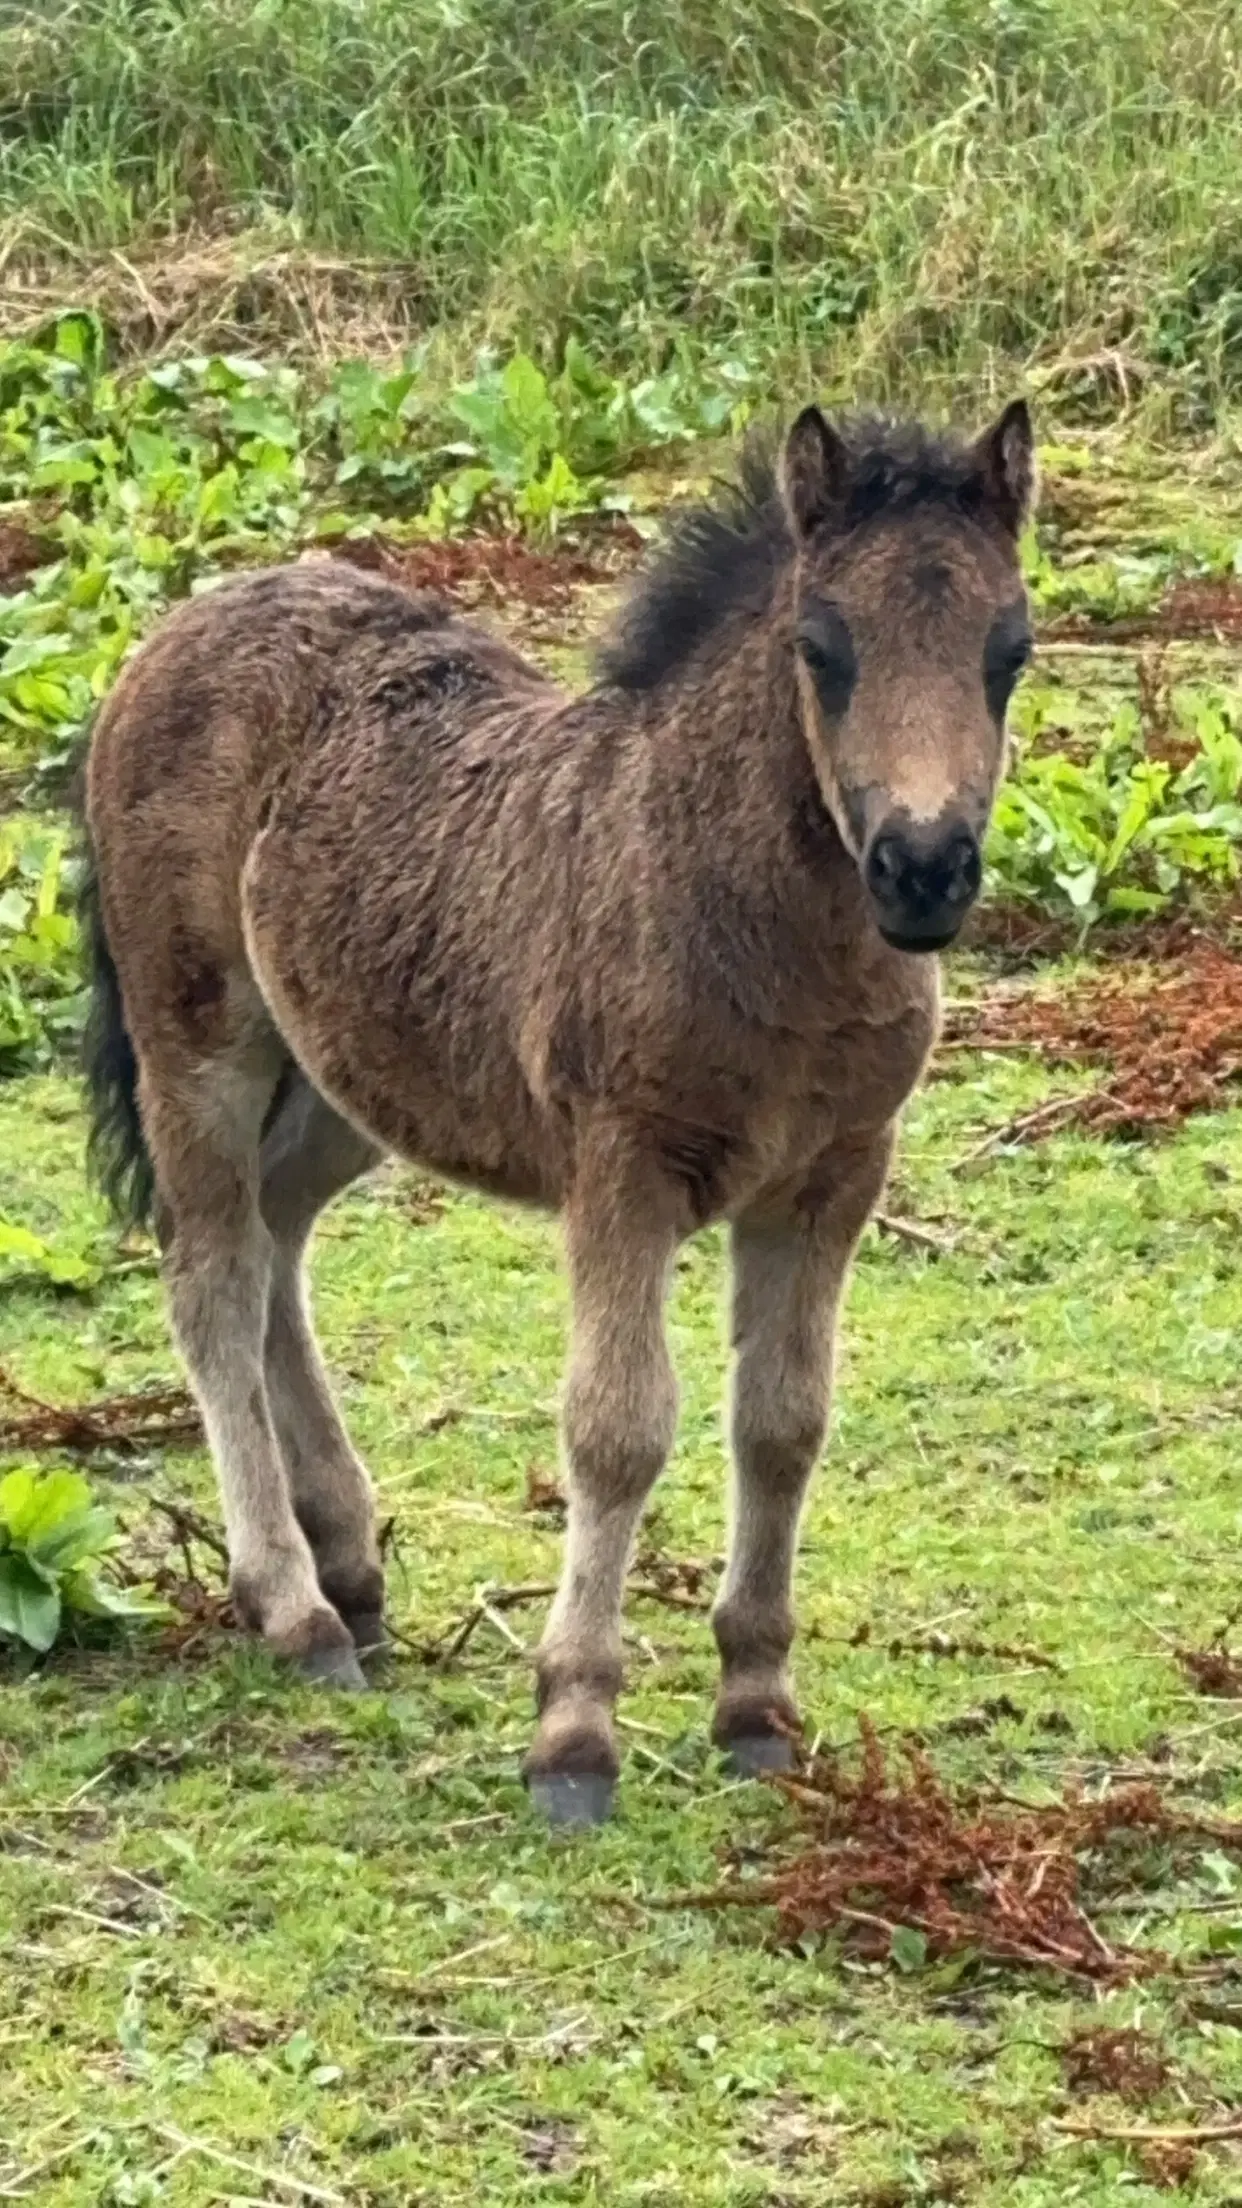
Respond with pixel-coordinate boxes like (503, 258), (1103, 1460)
(83, 402), (1035, 1824)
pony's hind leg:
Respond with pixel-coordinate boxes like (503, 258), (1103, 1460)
(527, 1144), (680, 1826)
(141, 1036), (367, 1690)
(713, 1134), (894, 1772)
(259, 1075), (386, 1654)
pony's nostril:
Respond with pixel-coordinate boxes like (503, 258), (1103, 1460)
(944, 833), (982, 903)
(865, 834), (905, 897)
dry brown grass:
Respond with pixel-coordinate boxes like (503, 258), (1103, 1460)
(0, 228), (425, 361)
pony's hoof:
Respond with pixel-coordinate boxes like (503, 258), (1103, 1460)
(298, 1643), (369, 1691)
(528, 1772), (615, 1828)
(345, 1610), (388, 1661)
(726, 1733), (796, 1778)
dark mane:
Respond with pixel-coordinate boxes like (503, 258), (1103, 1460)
(597, 415), (987, 694)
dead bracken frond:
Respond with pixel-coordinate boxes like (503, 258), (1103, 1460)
(1062, 2024), (1173, 2102)
(1176, 1638), (1242, 1697)
(947, 942), (1242, 1147)
(0, 1367), (201, 1457)
(679, 1718), (1242, 1983)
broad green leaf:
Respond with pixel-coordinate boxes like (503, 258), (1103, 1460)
(0, 1551), (61, 1651)
(0, 1467), (39, 1534)
(28, 1504), (116, 1572)
(0, 1466), (92, 1543)
(889, 1926), (928, 1973)
(0, 1219), (97, 1287)
(60, 1567), (166, 1623)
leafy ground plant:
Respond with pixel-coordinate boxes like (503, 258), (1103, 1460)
(0, 813), (83, 1064)
(0, 1216), (98, 1290)
(0, 1464), (161, 1652)
(986, 681), (1242, 935)
(0, 316), (747, 802)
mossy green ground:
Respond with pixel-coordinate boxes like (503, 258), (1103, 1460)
(5, 1038), (1242, 2204)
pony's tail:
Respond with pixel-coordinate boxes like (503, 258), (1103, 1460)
(79, 831), (155, 1231)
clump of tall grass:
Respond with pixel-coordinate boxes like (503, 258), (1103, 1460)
(1, 0), (1241, 413)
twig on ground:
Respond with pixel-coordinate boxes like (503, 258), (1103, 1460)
(952, 1092), (1102, 1173)
(430, 1582), (557, 1666)
(0, 2135), (97, 2200)
(1173, 1709), (1242, 1744)
(629, 1580), (710, 1614)
(1051, 2115), (1242, 2146)
(104, 1864), (216, 1925)
(148, 1495), (229, 1566)
(632, 1743), (699, 1787)
(873, 1212), (960, 1256)
(671, 1716), (1242, 1983)
(377, 2014), (592, 2054)
(851, 1623), (1063, 1673)
(150, 2126), (344, 2204)
(390, 1934), (514, 1986)
(0, 1368), (201, 1457)
(478, 1598), (527, 1653)
(39, 1903), (142, 1939)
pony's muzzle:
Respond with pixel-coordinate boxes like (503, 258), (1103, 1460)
(864, 814), (982, 951)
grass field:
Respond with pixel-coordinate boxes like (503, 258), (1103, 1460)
(8, 1001), (1242, 2204)
(2, 0), (1242, 417)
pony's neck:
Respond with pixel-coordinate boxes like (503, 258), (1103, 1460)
(633, 592), (871, 961)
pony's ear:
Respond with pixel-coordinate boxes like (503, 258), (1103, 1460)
(972, 398), (1037, 537)
(780, 405), (850, 540)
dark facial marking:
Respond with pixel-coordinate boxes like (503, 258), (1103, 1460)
(796, 596), (857, 720)
(983, 601), (1032, 721)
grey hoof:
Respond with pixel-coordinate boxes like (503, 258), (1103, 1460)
(528, 1772), (615, 1828)
(298, 1643), (369, 1691)
(346, 1611), (388, 1661)
(726, 1733), (796, 1777)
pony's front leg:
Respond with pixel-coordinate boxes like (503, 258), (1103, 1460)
(712, 1132), (894, 1773)
(528, 1153), (680, 1827)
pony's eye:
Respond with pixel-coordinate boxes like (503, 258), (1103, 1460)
(796, 600), (857, 719)
(983, 608), (1032, 720)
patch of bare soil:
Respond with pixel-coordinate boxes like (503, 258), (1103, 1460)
(522, 1464), (567, 1524)
(683, 1718), (1242, 1984)
(0, 517), (47, 592)
(1132, 2140), (1201, 2189)
(966, 897), (1242, 966)
(325, 528), (629, 614)
(947, 941), (1242, 1138)
(1046, 574), (1242, 646)
(518, 2119), (579, 2176)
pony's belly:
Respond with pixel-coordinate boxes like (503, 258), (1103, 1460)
(243, 873), (568, 1208)
(281, 1014), (566, 1209)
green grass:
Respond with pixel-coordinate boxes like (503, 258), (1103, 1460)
(7, 1042), (1242, 2202)
(2, 0), (1242, 415)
